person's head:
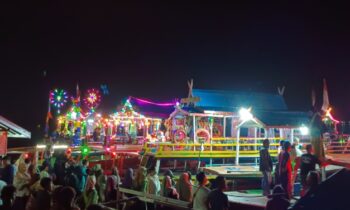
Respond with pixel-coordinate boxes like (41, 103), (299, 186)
(164, 169), (174, 179)
(283, 141), (292, 152)
(271, 185), (286, 199)
(306, 144), (313, 154)
(280, 140), (285, 148)
(147, 166), (156, 176)
(1, 185), (16, 206)
(263, 139), (270, 148)
(3, 156), (11, 165)
(82, 159), (89, 167)
(58, 187), (76, 208)
(18, 162), (28, 174)
(111, 167), (119, 176)
(87, 204), (104, 210)
(215, 176), (226, 191)
(306, 171), (320, 189)
(52, 186), (64, 203)
(196, 172), (208, 186)
(40, 177), (53, 192)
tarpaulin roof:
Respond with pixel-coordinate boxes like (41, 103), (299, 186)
(193, 89), (288, 111)
(0, 116), (31, 139)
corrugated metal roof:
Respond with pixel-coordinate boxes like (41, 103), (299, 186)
(0, 116), (31, 139)
(193, 89), (288, 111)
(253, 111), (310, 127)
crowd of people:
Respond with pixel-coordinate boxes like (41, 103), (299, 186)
(260, 139), (325, 210)
(0, 151), (119, 210)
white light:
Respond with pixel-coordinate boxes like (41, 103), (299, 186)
(87, 119), (94, 124)
(239, 108), (253, 121)
(71, 111), (77, 120)
(53, 145), (68, 149)
(36, 144), (46, 149)
(299, 126), (309, 136)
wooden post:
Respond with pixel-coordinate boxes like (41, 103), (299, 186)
(235, 128), (240, 165)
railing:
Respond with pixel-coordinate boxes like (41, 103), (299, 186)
(325, 139), (350, 154)
(142, 138), (282, 159)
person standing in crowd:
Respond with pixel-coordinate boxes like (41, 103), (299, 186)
(161, 169), (177, 198)
(13, 162), (31, 210)
(55, 186), (80, 210)
(265, 185), (290, 210)
(35, 177), (53, 210)
(83, 175), (99, 210)
(78, 160), (89, 195)
(193, 172), (210, 210)
(1, 157), (15, 185)
(290, 140), (302, 194)
(278, 141), (292, 199)
(105, 167), (120, 202)
(65, 166), (80, 195)
(133, 167), (147, 192)
(40, 162), (51, 179)
(207, 176), (229, 210)
(146, 166), (161, 195)
(0, 179), (6, 206)
(50, 186), (64, 210)
(260, 139), (273, 196)
(123, 168), (134, 189)
(94, 165), (107, 203)
(176, 172), (193, 202)
(274, 140), (285, 185)
(0, 185), (16, 210)
(300, 144), (322, 196)
(304, 171), (320, 196)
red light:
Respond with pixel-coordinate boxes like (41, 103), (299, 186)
(66, 148), (72, 154)
(106, 147), (111, 152)
(24, 153), (29, 159)
(111, 152), (117, 158)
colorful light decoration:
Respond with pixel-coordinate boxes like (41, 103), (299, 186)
(84, 89), (102, 111)
(323, 108), (340, 124)
(129, 96), (176, 107)
(50, 89), (68, 113)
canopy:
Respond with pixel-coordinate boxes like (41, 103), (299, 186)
(0, 116), (31, 139)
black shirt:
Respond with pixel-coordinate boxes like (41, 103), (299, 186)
(260, 148), (273, 172)
(208, 189), (229, 210)
(300, 154), (320, 176)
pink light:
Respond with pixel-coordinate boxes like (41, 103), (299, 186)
(129, 96), (176, 107)
(326, 108), (340, 124)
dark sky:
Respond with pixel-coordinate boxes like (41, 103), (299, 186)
(2, 2), (350, 138)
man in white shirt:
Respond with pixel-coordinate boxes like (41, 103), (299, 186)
(193, 172), (210, 210)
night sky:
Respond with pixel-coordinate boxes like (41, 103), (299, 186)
(2, 2), (350, 140)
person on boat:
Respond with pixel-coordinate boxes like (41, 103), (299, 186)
(176, 172), (193, 202)
(83, 175), (99, 210)
(207, 176), (229, 210)
(300, 144), (322, 196)
(265, 185), (290, 210)
(0, 185), (16, 210)
(278, 141), (292, 199)
(260, 139), (273, 196)
(193, 172), (210, 210)
(105, 167), (120, 202)
(133, 167), (147, 192)
(146, 166), (161, 195)
(162, 175), (179, 199)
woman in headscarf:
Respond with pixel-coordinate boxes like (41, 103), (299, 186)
(146, 166), (161, 195)
(161, 170), (176, 197)
(105, 167), (120, 202)
(133, 167), (147, 192)
(163, 176), (179, 199)
(83, 175), (98, 210)
(94, 165), (107, 203)
(176, 172), (193, 202)
(13, 162), (31, 210)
